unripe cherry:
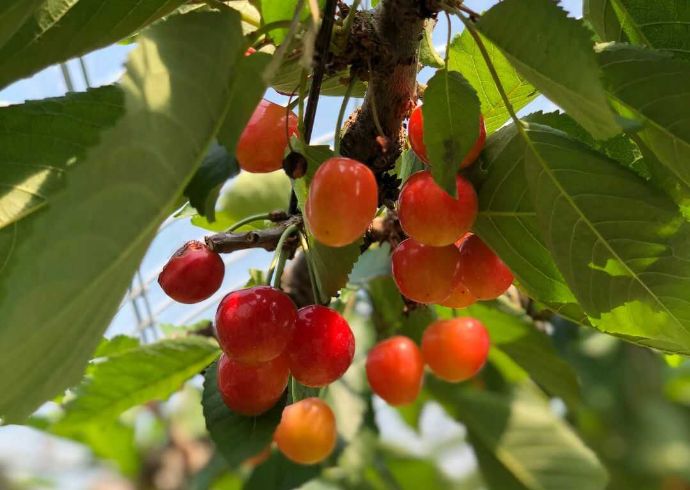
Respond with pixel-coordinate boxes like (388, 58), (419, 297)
(391, 238), (462, 304)
(236, 99), (299, 173)
(305, 157), (378, 247)
(408, 105), (486, 168)
(216, 352), (289, 416)
(397, 170), (477, 246)
(274, 398), (337, 465)
(421, 317), (490, 382)
(216, 286), (297, 364)
(158, 240), (224, 304)
(458, 234), (514, 300)
(366, 336), (424, 406)
(287, 305), (355, 387)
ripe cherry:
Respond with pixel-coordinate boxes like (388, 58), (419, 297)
(391, 238), (462, 304)
(216, 352), (289, 416)
(408, 105), (486, 169)
(158, 240), (224, 304)
(216, 286), (297, 364)
(397, 171), (477, 246)
(244, 47), (256, 56)
(458, 234), (514, 300)
(287, 305), (355, 387)
(305, 157), (378, 247)
(236, 99), (299, 173)
(421, 317), (490, 382)
(366, 336), (424, 406)
(274, 398), (337, 465)
(439, 281), (476, 309)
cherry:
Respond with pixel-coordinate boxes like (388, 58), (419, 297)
(236, 99), (299, 173)
(287, 305), (355, 387)
(216, 352), (289, 416)
(274, 398), (337, 465)
(408, 105), (486, 169)
(439, 281), (476, 309)
(305, 157), (378, 247)
(421, 317), (490, 382)
(458, 234), (514, 300)
(391, 238), (462, 304)
(158, 240), (224, 304)
(244, 47), (256, 56)
(397, 171), (477, 246)
(215, 286), (298, 364)
(365, 336), (424, 406)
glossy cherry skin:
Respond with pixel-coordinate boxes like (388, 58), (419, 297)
(216, 352), (289, 416)
(216, 286), (298, 364)
(158, 240), (224, 304)
(408, 105), (486, 169)
(422, 317), (490, 382)
(287, 305), (355, 387)
(305, 157), (378, 247)
(366, 336), (424, 406)
(391, 238), (462, 304)
(439, 281), (477, 309)
(458, 234), (514, 300)
(398, 171), (478, 246)
(236, 99), (299, 173)
(274, 398), (337, 465)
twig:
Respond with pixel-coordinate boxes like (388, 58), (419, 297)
(267, 224), (300, 286)
(206, 216), (302, 253)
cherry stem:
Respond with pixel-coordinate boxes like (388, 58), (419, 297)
(263, 0), (306, 84)
(299, 231), (325, 305)
(247, 20), (294, 45)
(268, 224), (300, 288)
(334, 74), (358, 156)
(226, 213), (273, 233)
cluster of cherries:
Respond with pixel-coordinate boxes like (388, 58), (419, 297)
(157, 98), (512, 465)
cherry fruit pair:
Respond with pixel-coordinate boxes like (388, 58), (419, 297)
(366, 317), (490, 406)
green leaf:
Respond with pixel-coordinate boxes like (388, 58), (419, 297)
(193, 171), (292, 232)
(447, 30), (538, 135)
(271, 56), (367, 97)
(260, 0), (323, 44)
(419, 20), (444, 68)
(244, 451), (321, 490)
(56, 337), (219, 427)
(184, 142), (240, 221)
(0, 0), (43, 49)
(202, 359), (285, 468)
(348, 243), (391, 286)
(598, 44), (690, 213)
(585, 0), (690, 60)
(430, 382), (608, 490)
(477, 0), (621, 139)
(469, 124), (587, 323)
(92, 335), (140, 359)
(0, 87), (125, 230)
(423, 69), (481, 196)
(0, 0), (185, 89)
(440, 302), (581, 409)
(524, 123), (690, 354)
(0, 10), (249, 422)
(393, 149), (425, 184)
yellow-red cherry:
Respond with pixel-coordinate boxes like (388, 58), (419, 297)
(397, 170), (478, 246)
(439, 281), (477, 309)
(458, 234), (514, 300)
(366, 336), (424, 406)
(236, 99), (299, 173)
(215, 286), (297, 364)
(158, 240), (224, 304)
(216, 352), (289, 416)
(421, 317), (490, 382)
(274, 398), (337, 465)
(391, 238), (462, 304)
(287, 305), (355, 387)
(305, 157), (378, 247)
(408, 105), (486, 168)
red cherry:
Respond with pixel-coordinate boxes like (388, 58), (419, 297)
(158, 240), (224, 304)
(365, 336), (424, 406)
(408, 105), (486, 168)
(287, 305), (355, 387)
(305, 157), (378, 247)
(244, 47), (257, 56)
(274, 398), (337, 465)
(236, 99), (299, 173)
(397, 171), (477, 246)
(458, 234), (514, 300)
(391, 238), (462, 304)
(216, 286), (298, 364)
(216, 352), (289, 416)
(421, 317), (490, 382)
(439, 281), (476, 309)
